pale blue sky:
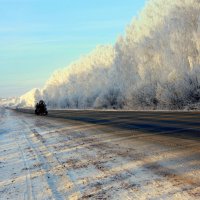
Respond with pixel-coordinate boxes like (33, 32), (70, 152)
(0, 0), (146, 97)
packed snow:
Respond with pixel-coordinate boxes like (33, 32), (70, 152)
(17, 0), (200, 110)
(1, 108), (200, 199)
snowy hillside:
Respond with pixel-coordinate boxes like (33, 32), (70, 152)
(17, 0), (200, 110)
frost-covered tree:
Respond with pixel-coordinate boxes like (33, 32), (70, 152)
(16, 0), (200, 110)
(19, 88), (41, 108)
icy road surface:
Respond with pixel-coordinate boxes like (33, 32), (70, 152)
(0, 108), (200, 200)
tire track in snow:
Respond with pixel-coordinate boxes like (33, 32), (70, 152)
(16, 144), (33, 200)
(21, 124), (64, 200)
(14, 131), (34, 200)
(22, 119), (82, 199)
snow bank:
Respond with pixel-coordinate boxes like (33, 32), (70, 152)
(16, 0), (200, 110)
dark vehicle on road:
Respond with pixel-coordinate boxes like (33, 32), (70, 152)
(35, 100), (48, 116)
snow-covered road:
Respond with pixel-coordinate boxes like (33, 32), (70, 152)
(0, 108), (200, 200)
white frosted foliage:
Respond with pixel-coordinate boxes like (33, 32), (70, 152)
(17, 0), (200, 110)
